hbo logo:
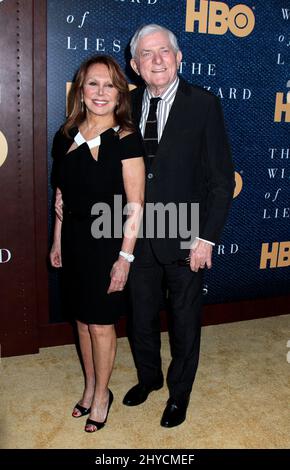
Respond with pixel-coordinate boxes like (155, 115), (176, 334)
(186, 0), (255, 37)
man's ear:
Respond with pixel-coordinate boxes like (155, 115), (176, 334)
(176, 50), (182, 68)
(130, 58), (140, 76)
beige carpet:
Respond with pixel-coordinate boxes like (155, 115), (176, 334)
(0, 315), (289, 449)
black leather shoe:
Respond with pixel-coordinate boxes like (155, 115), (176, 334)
(123, 382), (163, 406)
(160, 398), (188, 428)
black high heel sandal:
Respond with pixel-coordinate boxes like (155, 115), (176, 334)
(72, 403), (91, 418)
(85, 389), (114, 432)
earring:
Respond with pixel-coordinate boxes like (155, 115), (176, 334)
(81, 97), (84, 113)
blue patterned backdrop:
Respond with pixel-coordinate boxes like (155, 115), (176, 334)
(47, 0), (290, 321)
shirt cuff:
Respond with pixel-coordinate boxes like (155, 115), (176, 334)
(195, 237), (215, 246)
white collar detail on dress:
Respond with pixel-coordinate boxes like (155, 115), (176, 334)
(74, 126), (120, 150)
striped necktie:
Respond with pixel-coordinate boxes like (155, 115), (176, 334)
(143, 97), (161, 163)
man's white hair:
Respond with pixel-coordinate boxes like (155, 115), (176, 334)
(130, 24), (180, 58)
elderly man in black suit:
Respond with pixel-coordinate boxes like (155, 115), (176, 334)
(122, 24), (235, 428)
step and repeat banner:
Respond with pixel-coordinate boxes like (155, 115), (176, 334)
(47, 0), (289, 321)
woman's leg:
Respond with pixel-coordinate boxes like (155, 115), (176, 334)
(72, 320), (95, 416)
(85, 323), (116, 431)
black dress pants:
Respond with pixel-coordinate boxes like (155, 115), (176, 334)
(129, 239), (203, 403)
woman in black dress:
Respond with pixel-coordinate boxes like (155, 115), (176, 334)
(50, 56), (144, 432)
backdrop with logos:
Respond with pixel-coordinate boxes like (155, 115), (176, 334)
(47, 0), (289, 321)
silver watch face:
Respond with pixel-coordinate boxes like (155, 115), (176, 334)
(127, 254), (134, 262)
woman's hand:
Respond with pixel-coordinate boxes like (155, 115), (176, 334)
(107, 257), (130, 293)
(50, 243), (62, 268)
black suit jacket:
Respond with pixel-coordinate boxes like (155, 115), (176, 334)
(131, 77), (235, 264)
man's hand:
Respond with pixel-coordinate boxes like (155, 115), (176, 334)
(107, 257), (130, 293)
(190, 239), (213, 272)
(55, 188), (63, 221)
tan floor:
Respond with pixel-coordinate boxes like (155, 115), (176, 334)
(0, 314), (289, 449)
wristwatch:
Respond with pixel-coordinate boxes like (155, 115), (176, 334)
(119, 251), (135, 262)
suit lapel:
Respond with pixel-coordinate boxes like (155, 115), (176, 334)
(152, 78), (190, 166)
(132, 79), (191, 167)
(131, 86), (144, 130)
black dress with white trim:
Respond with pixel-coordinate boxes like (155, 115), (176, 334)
(53, 127), (143, 324)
